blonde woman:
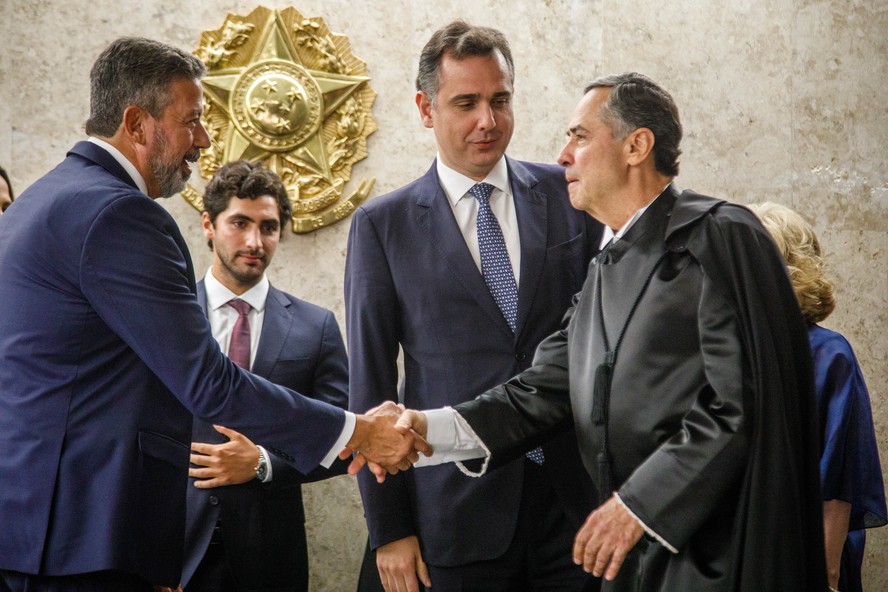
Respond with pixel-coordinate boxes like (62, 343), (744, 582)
(750, 202), (886, 592)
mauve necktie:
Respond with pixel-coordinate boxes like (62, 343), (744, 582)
(469, 183), (544, 465)
(227, 299), (252, 370)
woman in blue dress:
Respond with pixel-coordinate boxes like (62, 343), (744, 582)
(751, 202), (886, 592)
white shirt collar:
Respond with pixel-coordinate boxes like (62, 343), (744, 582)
(204, 269), (270, 312)
(436, 155), (511, 207)
(87, 137), (149, 196)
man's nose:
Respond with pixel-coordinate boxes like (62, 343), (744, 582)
(194, 120), (211, 149)
(477, 105), (497, 131)
(557, 141), (572, 166)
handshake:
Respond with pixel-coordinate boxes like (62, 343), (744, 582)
(340, 402), (432, 483)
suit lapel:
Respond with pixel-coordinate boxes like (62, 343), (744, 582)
(508, 158), (547, 340)
(416, 164), (514, 339)
(196, 280), (290, 378)
(252, 286), (291, 378)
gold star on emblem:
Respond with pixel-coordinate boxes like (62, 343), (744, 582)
(184, 6), (377, 233)
(261, 79), (278, 94)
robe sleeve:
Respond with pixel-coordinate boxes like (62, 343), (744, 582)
(455, 301), (576, 465)
(617, 270), (750, 550)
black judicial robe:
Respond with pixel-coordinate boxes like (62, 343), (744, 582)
(456, 186), (827, 591)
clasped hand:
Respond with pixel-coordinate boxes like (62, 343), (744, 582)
(340, 401), (430, 483)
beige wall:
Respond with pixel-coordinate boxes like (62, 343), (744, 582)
(1, 0), (885, 589)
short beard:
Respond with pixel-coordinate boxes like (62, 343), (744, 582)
(218, 250), (266, 291)
(149, 127), (188, 198)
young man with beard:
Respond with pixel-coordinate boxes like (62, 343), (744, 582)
(180, 160), (349, 592)
(0, 37), (421, 592)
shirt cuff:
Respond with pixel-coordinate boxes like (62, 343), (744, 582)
(257, 445), (272, 482)
(320, 411), (355, 468)
(615, 492), (678, 554)
(415, 408), (489, 477)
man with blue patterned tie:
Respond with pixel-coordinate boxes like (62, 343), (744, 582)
(346, 20), (602, 592)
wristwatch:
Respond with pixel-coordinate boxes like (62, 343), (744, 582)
(254, 446), (268, 481)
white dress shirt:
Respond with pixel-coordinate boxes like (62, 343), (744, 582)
(436, 155), (521, 285)
(203, 270), (274, 480)
(203, 269), (269, 370)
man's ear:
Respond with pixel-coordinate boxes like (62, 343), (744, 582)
(122, 105), (149, 145)
(201, 211), (215, 241)
(625, 127), (655, 167)
(416, 92), (434, 129)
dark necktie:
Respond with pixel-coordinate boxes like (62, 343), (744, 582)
(227, 299), (252, 370)
(470, 183), (544, 465)
(470, 182), (518, 333)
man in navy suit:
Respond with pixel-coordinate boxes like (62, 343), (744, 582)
(346, 20), (602, 592)
(180, 161), (349, 592)
(0, 37), (421, 592)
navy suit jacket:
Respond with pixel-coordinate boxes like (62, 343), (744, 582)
(0, 142), (345, 586)
(345, 158), (602, 565)
(181, 281), (349, 588)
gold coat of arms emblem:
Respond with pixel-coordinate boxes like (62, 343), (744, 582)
(183, 5), (377, 233)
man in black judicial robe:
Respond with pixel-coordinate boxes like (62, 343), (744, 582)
(366, 73), (828, 591)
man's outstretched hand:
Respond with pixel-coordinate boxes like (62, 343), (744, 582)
(341, 402), (431, 483)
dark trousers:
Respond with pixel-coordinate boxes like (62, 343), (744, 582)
(184, 524), (305, 592)
(184, 540), (236, 592)
(0, 570), (153, 592)
(358, 460), (598, 592)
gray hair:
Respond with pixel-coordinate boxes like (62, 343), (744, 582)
(85, 37), (206, 137)
(585, 72), (682, 177)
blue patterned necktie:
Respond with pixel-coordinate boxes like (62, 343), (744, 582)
(470, 183), (544, 465)
(470, 182), (518, 333)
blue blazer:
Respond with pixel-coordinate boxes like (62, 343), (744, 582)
(0, 142), (345, 586)
(345, 158), (602, 565)
(181, 281), (349, 589)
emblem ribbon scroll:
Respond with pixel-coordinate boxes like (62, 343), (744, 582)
(183, 6), (377, 233)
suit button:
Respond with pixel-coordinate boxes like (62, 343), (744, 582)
(515, 352), (526, 362)
(209, 495), (219, 506)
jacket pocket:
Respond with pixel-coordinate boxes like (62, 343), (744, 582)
(138, 430), (189, 469)
(546, 232), (585, 262)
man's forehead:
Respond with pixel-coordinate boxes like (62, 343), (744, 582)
(166, 79), (204, 111)
(224, 195), (281, 216)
